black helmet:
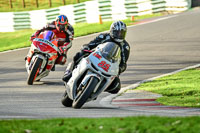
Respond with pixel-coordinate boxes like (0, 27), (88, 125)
(110, 21), (127, 43)
(55, 15), (68, 32)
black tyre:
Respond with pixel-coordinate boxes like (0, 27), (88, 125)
(27, 57), (43, 85)
(61, 90), (73, 107)
(72, 77), (99, 109)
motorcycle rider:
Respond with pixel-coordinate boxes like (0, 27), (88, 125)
(26, 14), (74, 71)
(62, 20), (130, 94)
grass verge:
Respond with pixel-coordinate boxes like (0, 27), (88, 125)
(0, 0), (90, 12)
(135, 68), (200, 108)
(0, 13), (162, 52)
(0, 116), (200, 133)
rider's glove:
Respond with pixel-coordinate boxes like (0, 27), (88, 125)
(30, 31), (40, 41)
(82, 45), (90, 50)
(30, 34), (36, 41)
(81, 45), (90, 52)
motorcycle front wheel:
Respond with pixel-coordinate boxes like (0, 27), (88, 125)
(27, 57), (43, 85)
(72, 77), (99, 109)
(61, 90), (73, 107)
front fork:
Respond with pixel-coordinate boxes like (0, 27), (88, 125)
(26, 54), (47, 74)
(78, 71), (114, 100)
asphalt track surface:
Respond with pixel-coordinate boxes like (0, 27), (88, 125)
(0, 9), (200, 119)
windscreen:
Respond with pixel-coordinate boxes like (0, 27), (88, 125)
(100, 42), (121, 63)
(43, 31), (54, 41)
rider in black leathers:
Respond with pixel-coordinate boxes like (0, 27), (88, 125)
(63, 20), (130, 94)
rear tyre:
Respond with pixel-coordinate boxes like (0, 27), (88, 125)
(27, 57), (43, 85)
(72, 77), (99, 109)
(61, 90), (73, 107)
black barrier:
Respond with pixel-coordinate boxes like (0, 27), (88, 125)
(192, 0), (200, 7)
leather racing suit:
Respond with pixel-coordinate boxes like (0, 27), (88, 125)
(32, 21), (74, 65)
(64, 33), (130, 94)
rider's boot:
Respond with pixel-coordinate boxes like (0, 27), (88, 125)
(51, 64), (55, 71)
(62, 62), (74, 83)
(24, 56), (31, 63)
(105, 77), (121, 94)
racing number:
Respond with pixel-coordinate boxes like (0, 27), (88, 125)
(98, 61), (110, 72)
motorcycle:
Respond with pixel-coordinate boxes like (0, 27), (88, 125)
(25, 30), (60, 85)
(61, 42), (121, 108)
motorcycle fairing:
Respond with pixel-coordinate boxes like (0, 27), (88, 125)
(33, 38), (58, 54)
(89, 50), (119, 76)
(67, 53), (117, 100)
(26, 31), (60, 82)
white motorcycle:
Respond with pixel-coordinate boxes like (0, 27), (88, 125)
(61, 42), (121, 108)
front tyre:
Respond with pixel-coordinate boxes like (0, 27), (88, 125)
(61, 90), (73, 107)
(27, 57), (43, 85)
(72, 77), (99, 109)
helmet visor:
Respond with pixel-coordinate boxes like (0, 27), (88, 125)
(58, 24), (66, 32)
(112, 29), (126, 40)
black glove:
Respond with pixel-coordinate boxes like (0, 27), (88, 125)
(81, 45), (90, 51)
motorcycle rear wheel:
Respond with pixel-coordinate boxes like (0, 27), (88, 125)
(72, 77), (99, 109)
(27, 57), (43, 85)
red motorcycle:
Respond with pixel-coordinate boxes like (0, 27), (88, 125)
(25, 30), (62, 85)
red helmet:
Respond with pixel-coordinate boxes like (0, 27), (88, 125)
(55, 15), (68, 32)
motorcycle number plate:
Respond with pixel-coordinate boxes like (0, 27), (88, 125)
(98, 61), (111, 72)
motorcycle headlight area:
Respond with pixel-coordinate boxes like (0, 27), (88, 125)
(32, 44), (40, 53)
(90, 62), (111, 78)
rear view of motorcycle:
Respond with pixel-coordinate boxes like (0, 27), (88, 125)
(61, 42), (121, 108)
(25, 31), (59, 85)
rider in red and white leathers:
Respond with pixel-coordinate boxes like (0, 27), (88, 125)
(27, 15), (74, 70)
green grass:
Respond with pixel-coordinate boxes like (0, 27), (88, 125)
(0, 0), (90, 12)
(135, 68), (200, 107)
(0, 116), (200, 133)
(0, 29), (34, 52)
(0, 13), (162, 52)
